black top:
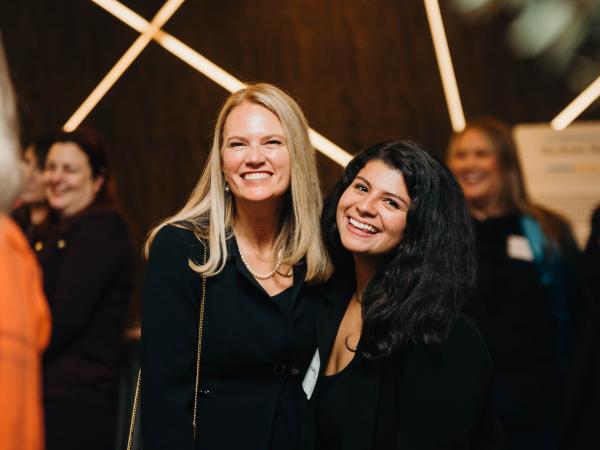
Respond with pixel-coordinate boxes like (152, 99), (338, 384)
(33, 207), (133, 399)
(311, 280), (506, 450)
(141, 225), (318, 450)
(466, 214), (586, 439)
(316, 353), (374, 450)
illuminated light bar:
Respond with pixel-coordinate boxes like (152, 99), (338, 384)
(89, 0), (353, 166)
(91, 0), (244, 93)
(423, 0), (466, 133)
(551, 75), (600, 130)
(63, 0), (185, 131)
(309, 130), (353, 167)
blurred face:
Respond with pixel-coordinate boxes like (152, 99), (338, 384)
(447, 128), (502, 209)
(44, 142), (103, 218)
(221, 102), (291, 208)
(336, 160), (410, 263)
(20, 146), (46, 204)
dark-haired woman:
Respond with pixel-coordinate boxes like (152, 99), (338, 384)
(312, 141), (505, 450)
(447, 119), (595, 450)
(33, 128), (133, 450)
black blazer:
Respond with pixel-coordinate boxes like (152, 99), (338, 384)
(37, 207), (133, 400)
(141, 225), (318, 450)
(311, 280), (507, 450)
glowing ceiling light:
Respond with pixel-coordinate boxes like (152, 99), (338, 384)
(63, 0), (185, 131)
(424, 0), (466, 132)
(551, 74), (600, 130)
(309, 130), (353, 167)
(91, 0), (244, 92)
(88, 0), (353, 166)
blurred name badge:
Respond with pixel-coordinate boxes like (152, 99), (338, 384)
(507, 235), (534, 261)
(302, 349), (320, 400)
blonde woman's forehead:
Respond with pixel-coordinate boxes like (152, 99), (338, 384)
(222, 102), (284, 139)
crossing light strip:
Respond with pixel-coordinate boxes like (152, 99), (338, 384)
(63, 0), (185, 132)
(66, 0), (352, 167)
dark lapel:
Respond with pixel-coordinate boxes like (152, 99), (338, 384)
(314, 276), (355, 376)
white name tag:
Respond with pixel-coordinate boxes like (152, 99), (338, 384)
(302, 349), (320, 400)
(506, 235), (534, 262)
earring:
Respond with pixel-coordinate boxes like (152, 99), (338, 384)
(224, 181), (230, 192)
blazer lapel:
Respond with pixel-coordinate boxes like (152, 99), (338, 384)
(314, 278), (354, 377)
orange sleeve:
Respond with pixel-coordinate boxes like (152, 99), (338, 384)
(0, 215), (51, 450)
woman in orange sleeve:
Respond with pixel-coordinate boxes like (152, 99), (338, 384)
(0, 36), (51, 450)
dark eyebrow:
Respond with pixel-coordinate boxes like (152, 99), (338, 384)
(355, 175), (371, 187)
(356, 175), (409, 207)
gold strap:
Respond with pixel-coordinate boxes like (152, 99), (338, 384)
(127, 239), (208, 448)
(126, 370), (142, 450)
(192, 240), (208, 438)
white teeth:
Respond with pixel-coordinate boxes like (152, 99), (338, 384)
(243, 172), (271, 181)
(462, 173), (484, 183)
(349, 217), (377, 233)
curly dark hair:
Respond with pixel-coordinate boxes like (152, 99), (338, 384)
(322, 141), (476, 359)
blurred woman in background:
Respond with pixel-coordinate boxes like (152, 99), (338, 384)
(12, 133), (54, 240)
(447, 118), (595, 450)
(34, 127), (133, 450)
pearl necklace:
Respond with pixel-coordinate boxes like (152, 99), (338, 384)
(239, 249), (282, 280)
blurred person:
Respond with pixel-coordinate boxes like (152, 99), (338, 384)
(584, 205), (600, 304)
(142, 83), (332, 450)
(33, 128), (134, 450)
(312, 142), (505, 450)
(447, 118), (595, 450)
(0, 35), (51, 450)
(12, 134), (54, 240)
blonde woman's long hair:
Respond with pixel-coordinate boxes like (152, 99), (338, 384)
(0, 36), (22, 213)
(145, 83), (332, 283)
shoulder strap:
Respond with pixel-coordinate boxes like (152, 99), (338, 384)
(192, 239), (208, 438)
(127, 238), (208, 449)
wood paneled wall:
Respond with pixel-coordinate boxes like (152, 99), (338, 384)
(2, 0), (597, 313)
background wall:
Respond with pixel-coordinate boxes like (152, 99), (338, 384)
(1, 0), (598, 314)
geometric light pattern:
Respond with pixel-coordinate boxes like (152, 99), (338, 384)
(63, 0), (185, 132)
(65, 0), (353, 166)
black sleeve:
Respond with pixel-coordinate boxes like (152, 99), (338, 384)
(393, 316), (507, 450)
(141, 225), (201, 450)
(44, 211), (131, 360)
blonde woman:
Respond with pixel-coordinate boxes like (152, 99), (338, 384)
(142, 83), (332, 450)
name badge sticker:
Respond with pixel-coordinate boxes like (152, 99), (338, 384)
(302, 349), (320, 400)
(507, 235), (534, 262)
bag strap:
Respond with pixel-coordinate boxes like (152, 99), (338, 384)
(192, 239), (208, 438)
(127, 238), (208, 449)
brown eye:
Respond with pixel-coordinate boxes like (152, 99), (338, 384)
(383, 198), (399, 208)
(354, 183), (368, 193)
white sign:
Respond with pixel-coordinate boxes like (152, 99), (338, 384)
(513, 121), (600, 247)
